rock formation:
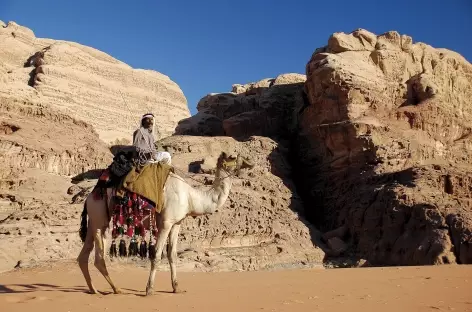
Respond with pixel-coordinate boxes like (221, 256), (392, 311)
(0, 135), (325, 273)
(0, 21), (190, 144)
(175, 73), (306, 140)
(0, 169), (86, 273)
(0, 96), (112, 177)
(0, 20), (190, 272)
(2, 20), (471, 271)
(172, 29), (472, 266)
(297, 29), (472, 265)
(0, 20), (325, 271)
(154, 135), (324, 270)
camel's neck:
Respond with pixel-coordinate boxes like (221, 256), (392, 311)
(212, 167), (233, 210)
(189, 167), (233, 215)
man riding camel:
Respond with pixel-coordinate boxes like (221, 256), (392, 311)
(133, 113), (171, 165)
(133, 113), (157, 163)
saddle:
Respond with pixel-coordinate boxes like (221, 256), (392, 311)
(116, 162), (174, 213)
(91, 149), (173, 259)
(95, 149), (136, 190)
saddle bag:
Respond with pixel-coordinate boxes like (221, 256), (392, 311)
(109, 150), (135, 179)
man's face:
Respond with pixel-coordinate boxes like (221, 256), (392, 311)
(142, 117), (154, 129)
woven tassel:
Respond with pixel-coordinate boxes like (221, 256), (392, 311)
(133, 242), (138, 256)
(134, 241), (139, 256)
(149, 242), (156, 260)
(139, 240), (147, 259)
(109, 240), (117, 258)
(119, 239), (127, 257)
(127, 239), (133, 257)
(128, 238), (139, 257)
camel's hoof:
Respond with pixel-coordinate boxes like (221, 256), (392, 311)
(173, 288), (187, 294)
(88, 289), (98, 295)
(113, 288), (123, 295)
(145, 287), (153, 296)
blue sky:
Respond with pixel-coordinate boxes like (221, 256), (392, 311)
(1, 0), (471, 115)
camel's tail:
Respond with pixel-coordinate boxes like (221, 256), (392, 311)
(79, 202), (88, 243)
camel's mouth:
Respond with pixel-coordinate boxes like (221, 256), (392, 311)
(235, 154), (255, 172)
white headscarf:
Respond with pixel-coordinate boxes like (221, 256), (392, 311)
(140, 113), (155, 134)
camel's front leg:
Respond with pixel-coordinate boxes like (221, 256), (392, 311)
(167, 223), (184, 293)
(146, 220), (173, 296)
(94, 228), (122, 294)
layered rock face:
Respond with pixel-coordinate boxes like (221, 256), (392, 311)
(0, 21), (190, 144)
(2, 19), (471, 272)
(173, 29), (472, 266)
(0, 169), (86, 273)
(153, 135), (324, 270)
(60, 135), (325, 273)
(175, 73), (306, 140)
(170, 74), (329, 268)
(297, 29), (472, 265)
(0, 134), (325, 273)
(0, 97), (112, 177)
(0, 21), (190, 272)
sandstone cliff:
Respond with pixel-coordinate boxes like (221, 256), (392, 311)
(172, 30), (472, 266)
(154, 135), (324, 270)
(0, 135), (325, 273)
(297, 29), (472, 265)
(0, 21), (326, 273)
(0, 20), (191, 272)
(2, 20), (471, 272)
(175, 73), (306, 140)
(0, 21), (190, 144)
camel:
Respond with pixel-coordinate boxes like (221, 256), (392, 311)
(77, 151), (254, 296)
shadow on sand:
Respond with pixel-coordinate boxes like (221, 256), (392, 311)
(0, 283), (186, 297)
(0, 283), (90, 295)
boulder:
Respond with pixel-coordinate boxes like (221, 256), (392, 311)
(327, 237), (348, 256)
(175, 73), (307, 140)
(175, 111), (224, 136)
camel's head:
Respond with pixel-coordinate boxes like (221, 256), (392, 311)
(217, 151), (255, 175)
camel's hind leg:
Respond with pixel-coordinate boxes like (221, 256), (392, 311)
(167, 223), (184, 293)
(93, 227), (122, 294)
(145, 220), (173, 296)
(77, 223), (97, 294)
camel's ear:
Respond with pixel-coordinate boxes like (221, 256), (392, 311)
(216, 151), (228, 168)
(219, 151), (228, 159)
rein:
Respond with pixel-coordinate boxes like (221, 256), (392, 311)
(171, 159), (240, 188)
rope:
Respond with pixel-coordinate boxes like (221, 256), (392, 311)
(172, 167), (211, 187)
(119, 90), (140, 132)
(172, 165), (238, 187)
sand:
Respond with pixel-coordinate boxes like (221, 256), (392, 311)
(1, 261), (471, 312)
